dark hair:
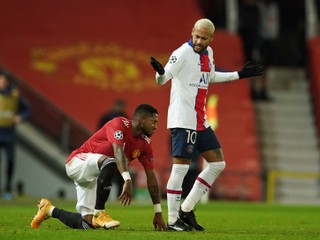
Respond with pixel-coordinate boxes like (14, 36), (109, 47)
(0, 69), (10, 79)
(0, 68), (16, 87)
(133, 104), (158, 119)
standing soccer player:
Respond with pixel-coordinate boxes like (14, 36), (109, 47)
(150, 18), (263, 231)
(31, 104), (167, 231)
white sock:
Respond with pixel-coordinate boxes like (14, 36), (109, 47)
(48, 206), (55, 217)
(181, 161), (226, 212)
(166, 164), (189, 224)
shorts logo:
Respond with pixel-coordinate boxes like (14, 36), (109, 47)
(186, 145), (194, 153)
(169, 56), (177, 64)
(114, 130), (123, 140)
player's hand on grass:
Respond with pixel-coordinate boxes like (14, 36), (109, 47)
(119, 179), (133, 206)
(150, 57), (165, 75)
(238, 61), (263, 78)
(153, 212), (167, 231)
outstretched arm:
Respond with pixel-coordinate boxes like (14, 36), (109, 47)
(238, 61), (263, 79)
(150, 57), (172, 85)
(145, 168), (167, 231)
(210, 62), (263, 83)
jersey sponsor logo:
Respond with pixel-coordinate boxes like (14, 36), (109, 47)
(169, 56), (177, 64)
(189, 82), (208, 89)
(189, 72), (210, 89)
(199, 72), (210, 84)
(114, 130), (123, 140)
(132, 150), (141, 159)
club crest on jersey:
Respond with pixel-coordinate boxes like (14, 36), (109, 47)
(114, 130), (123, 140)
(186, 145), (194, 153)
(169, 56), (177, 64)
(132, 150), (141, 159)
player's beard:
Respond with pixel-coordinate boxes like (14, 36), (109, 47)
(192, 41), (208, 53)
(193, 44), (207, 53)
(140, 125), (153, 137)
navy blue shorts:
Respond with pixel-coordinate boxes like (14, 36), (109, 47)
(170, 127), (221, 159)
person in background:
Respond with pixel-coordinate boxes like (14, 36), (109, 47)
(238, 0), (262, 100)
(31, 104), (167, 231)
(253, 0), (280, 101)
(150, 18), (263, 231)
(0, 70), (30, 200)
(97, 99), (128, 197)
(98, 99), (127, 129)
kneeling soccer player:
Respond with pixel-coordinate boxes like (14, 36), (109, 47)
(31, 104), (167, 231)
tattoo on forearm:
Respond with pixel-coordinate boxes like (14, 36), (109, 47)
(148, 185), (160, 203)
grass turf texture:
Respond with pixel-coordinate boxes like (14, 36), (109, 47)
(1, 197), (320, 240)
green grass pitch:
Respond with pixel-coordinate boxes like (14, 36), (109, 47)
(0, 196), (320, 240)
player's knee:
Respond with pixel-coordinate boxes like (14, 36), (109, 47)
(208, 161), (226, 174)
(167, 164), (189, 189)
(100, 157), (116, 170)
(98, 161), (117, 186)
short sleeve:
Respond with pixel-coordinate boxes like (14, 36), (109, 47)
(164, 47), (186, 77)
(105, 117), (127, 146)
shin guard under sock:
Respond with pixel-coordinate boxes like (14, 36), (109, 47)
(166, 164), (189, 224)
(95, 160), (117, 210)
(181, 161), (226, 212)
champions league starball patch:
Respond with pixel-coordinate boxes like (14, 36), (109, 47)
(114, 130), (123, 140)
(169, 56), (177, 64)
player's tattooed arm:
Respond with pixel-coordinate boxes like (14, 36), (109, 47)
(113, 143), (133, 206)
(145, 169), (167, 230)
(112, 143), (129, 173)
(145, 169), (161, 204)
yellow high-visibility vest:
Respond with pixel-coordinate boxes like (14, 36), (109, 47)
(206, 94), (218, 130)
(0, 89), (19, 127)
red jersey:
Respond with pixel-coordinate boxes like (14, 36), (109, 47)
(67, 117), (154, 169)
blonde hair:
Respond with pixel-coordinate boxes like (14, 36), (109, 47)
(194, 18), (215, 35)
